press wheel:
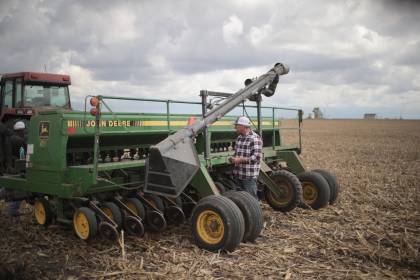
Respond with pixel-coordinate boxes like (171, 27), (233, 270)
(99, 221), (119, 240)
(124, 216), (145, 237)
(164, 205), (185, 225)
(146, 210), (167, 232)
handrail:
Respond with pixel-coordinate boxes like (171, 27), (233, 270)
(84, 94), (302, 185)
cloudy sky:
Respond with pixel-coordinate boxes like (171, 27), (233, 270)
(1, 0), (419, 118)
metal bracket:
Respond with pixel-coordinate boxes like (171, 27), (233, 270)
(258, 161), (284, 197)
(113, 196), (142, 221)
(88, 200), (118, 228)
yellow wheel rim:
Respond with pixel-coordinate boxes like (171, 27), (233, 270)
(196, 210), (224, 245)
(125, 201), (138, 215)
(147, 199), (156, 208)
(34, 200), (46, 225)
(102, 207), (114, 220)
(302, 182), (318, 204)
(74, 211), (90, 240)
(268, 181), (293, 206)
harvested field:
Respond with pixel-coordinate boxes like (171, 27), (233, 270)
(1, 119), (419, 279)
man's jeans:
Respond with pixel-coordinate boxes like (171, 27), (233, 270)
(234, 178), (258, 198)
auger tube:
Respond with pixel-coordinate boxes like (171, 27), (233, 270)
(144, 63), (290, 197)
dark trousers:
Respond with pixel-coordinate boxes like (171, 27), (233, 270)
(234, 178), (258, 198)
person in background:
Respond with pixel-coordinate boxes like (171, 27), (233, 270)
(0, 121), (27, 216)
(229, 116), (262, 198)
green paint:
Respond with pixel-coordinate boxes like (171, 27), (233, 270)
(0, 104), (304, 202)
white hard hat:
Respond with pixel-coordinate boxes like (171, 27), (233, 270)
(234, 116), (251, 127)
(13, 121), (26, 130)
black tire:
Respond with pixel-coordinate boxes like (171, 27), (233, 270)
(33, 197), (54, 226)
(264, 170), (302, 212)
(73, 207), (98, 240)
(162, 196), (182, 208)
(312, 169), (340, 204)
(220, 178), (236, 191)
(143, 193), (165, 212)
(298, 171), (330, 210)
(224, 191), (263, 242)
(124, 197), (146, 220)
(146, 210), (167, 232)
(214, 181), (226, 194)
(191, 195), (245, 252)
(99, 221), (119, 240)
(124, 215), (145, 237)
(101, 202), (123, 229)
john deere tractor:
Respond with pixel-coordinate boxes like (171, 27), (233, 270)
(0, 72), (71, 174)
(0, 63), (339, 252)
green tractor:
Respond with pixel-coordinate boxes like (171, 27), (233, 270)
(0, 72), (71, 174)
(0, 64), (339, 252)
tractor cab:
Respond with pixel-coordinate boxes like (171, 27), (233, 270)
(0, 72), (72, 174)
(0, 72), (72, 126)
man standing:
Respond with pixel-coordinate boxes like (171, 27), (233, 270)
(0, 121), (26, 216)
(229, 116), (262, 198)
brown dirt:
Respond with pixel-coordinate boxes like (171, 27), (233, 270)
(0, 119), (419, 279)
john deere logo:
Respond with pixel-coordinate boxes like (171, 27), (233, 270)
(39, 122), (50, 139)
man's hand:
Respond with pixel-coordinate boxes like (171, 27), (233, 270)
(228, 156), (248, 164)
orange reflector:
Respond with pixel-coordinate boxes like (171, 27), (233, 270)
(187, 117), (196, 126)
(90, 108), (98, 116)
(90, 97), (99, 107)
(67, 127), (76, 134)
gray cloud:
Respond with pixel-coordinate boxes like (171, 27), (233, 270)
(0, 0), (419, 118)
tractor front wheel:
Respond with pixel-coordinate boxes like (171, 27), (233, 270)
(191, 195), (244, 252)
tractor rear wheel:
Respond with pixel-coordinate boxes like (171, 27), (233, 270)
(33, 197), (53, 227)
(312, 169), (340, 204)
(101, 202), (123, 229)
(224, 191), (263, 242)
(73, 207), (98, 240)
(191, 195), (244, 252)
(264, 170), (302, 212)
(298, 171), (330, 210)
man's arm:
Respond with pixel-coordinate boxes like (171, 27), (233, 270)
(249, 136), (262, 164)
(229, 135), (262, 164)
